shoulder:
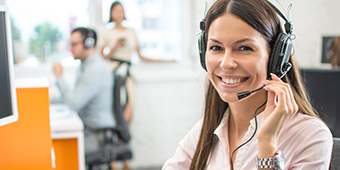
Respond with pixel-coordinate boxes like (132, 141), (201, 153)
(85, 55), (110, 75)
(162, 119), (203, 168)
(289, 113), (330, 134)
(283, 113), (332, 141)
(282, 113), (333, 169)
(177, 119), (203, 155)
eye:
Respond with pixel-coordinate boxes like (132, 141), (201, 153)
(239, 46), (253, 51)
(210, 45), (223, 51)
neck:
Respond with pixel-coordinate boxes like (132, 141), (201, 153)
(228, 89), (267, 134)
(115, 22), (125, 29)
(81, 48), (95, 62)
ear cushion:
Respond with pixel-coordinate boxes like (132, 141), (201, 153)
(267, 32), (293, 79)
(198, 31), (207, 71)
(84, 37), (95, 49)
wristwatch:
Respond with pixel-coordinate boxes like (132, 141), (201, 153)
(256, 150), (285, 170)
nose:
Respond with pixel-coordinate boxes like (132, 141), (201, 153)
(220, 51), (237, 71)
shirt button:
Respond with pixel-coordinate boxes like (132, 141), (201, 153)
(235, 162), (240, 167)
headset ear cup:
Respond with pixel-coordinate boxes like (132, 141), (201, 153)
(198, 31), (207, 71)
(267, 32), (293, 79)
(84, 37), (95, 49)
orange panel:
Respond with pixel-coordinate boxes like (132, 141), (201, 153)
(52, 138), (79, 170)
(0, 87), (54, 170)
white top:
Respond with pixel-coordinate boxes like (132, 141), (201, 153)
(163, 109), (333, 170)
(98, 27), (138, 62)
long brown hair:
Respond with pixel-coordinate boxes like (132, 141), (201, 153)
(190, 0), (319, 169)
(330, 37), (340, 67)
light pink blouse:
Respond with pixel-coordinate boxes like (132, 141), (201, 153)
(162, 109), (333, 170)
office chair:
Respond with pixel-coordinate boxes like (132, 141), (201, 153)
(330, 137), (340, 170)
(300, 68), (340, 137)
(86, 64), (132, 170)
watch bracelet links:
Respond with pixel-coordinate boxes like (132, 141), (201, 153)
(256, 157), (275, 169)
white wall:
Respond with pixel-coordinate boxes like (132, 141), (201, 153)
(279, 0), (340, 67)
(129, 62), (206, 168)
(0, 0), (4, 5)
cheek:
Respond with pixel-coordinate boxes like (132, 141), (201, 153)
(205, 54), (219, 72)
(254, 56), (269, 78)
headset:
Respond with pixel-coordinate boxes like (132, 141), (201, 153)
(84, 29), (96, 49)
(198, 0), (293, 81)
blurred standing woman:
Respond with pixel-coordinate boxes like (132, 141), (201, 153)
(98, 2), (137, 170)
(99, 1), (171, 124)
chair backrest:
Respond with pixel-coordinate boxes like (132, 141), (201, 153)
(330, 137), (340, 170)
(112, 72), (131, 142)
(300, 68), (340, 137)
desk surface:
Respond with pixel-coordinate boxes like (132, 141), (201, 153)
(50, 104), (83, 132)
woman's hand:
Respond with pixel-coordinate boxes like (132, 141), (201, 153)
(257, 73), (299, 157)
(113, 38), (126, 49)
(100, 39), (126, 60)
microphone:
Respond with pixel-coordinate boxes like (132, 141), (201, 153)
(236, 63), (291, 100)
(237, 85), (265, 100)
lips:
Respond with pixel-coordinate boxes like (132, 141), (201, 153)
(220, 77), (249, 85)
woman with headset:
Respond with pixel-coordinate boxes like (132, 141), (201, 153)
(162, 0), (332, 169)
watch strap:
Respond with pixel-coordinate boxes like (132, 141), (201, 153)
(256, 150), (285, 170)
(256, 157), (275, 169)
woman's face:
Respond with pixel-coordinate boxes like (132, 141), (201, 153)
(206, 13), (270, 103)
(111, 4), (125, 23)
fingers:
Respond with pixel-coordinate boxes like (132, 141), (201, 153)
(263, 73), (298, 115)
(53, 63), (63, 78)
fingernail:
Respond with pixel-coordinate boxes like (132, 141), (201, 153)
(270, 73), (278, 78)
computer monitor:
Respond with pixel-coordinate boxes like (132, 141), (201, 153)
(0, 5), (18, 127)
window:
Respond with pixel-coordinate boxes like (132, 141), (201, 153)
(6, 0), (89, 66)
(7, 0), (183, 66)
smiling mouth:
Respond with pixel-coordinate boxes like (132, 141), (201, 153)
(220, 77), (249, 85)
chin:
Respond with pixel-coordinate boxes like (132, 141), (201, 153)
(218, 92), (239, 103)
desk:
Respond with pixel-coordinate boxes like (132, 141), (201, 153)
(50, 104), (85, 170)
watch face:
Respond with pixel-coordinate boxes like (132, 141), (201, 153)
(274, 150), (286, 169)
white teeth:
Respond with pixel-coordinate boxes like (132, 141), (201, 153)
(221, 77), (242, 84)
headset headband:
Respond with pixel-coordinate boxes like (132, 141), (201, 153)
(266, 0), (293, 35)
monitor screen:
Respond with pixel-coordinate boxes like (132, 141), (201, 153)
(0, 6), (18, 127)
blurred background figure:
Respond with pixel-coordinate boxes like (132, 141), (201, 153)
(52, 27), (117, 157)
(98, 2), (176, 169)
(329, 37), (340, 68)
(98, 2), (153, 170)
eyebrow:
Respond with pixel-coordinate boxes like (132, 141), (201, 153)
(208, 37), (256, 45)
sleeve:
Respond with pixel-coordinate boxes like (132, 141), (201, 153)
(162, 119), (203, 170)
(56, 66), (104, 112)
(131, 28), (139, 49)
(289, 119), (333, 170)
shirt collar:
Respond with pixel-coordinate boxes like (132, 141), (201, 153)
(81, 52), (98, 69)
(213, 108), (264, 135)
(249, 111), (263, 131)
